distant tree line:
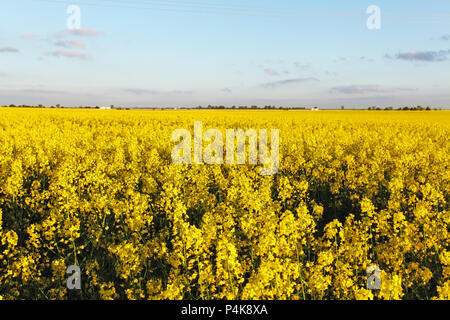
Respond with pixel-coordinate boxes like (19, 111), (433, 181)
(367, 106), (441, 111)
(1, 104), (445, 111)
(196, 105), (307, 110)
(2, 104), (131, 110)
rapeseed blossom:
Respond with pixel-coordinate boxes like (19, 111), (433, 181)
(0, 108), (448, 300)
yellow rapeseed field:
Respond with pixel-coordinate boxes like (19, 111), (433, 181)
(0, 108), (449, 300)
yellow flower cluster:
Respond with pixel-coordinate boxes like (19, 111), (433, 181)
(0, 108), (448, 300)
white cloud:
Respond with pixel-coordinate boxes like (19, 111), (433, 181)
(124, 88), (194, 95)
(54, 39), (86, 48)
(388, 50), (450, 62)
(22, 33), (38, 39)
(0, 46), (19, 53)
(54, 27), (102, 38)
(261, 77), (319, 88)
(330, 85), (417, 94)
(264, 68), (279, 76)
(45, 50), (87, 59)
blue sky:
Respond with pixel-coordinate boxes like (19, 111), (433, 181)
(1, 0), (450, 108)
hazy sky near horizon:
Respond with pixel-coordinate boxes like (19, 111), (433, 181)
(1, 0), (450, 108)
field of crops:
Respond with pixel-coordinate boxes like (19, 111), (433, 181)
(0, 108), (449, 300)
